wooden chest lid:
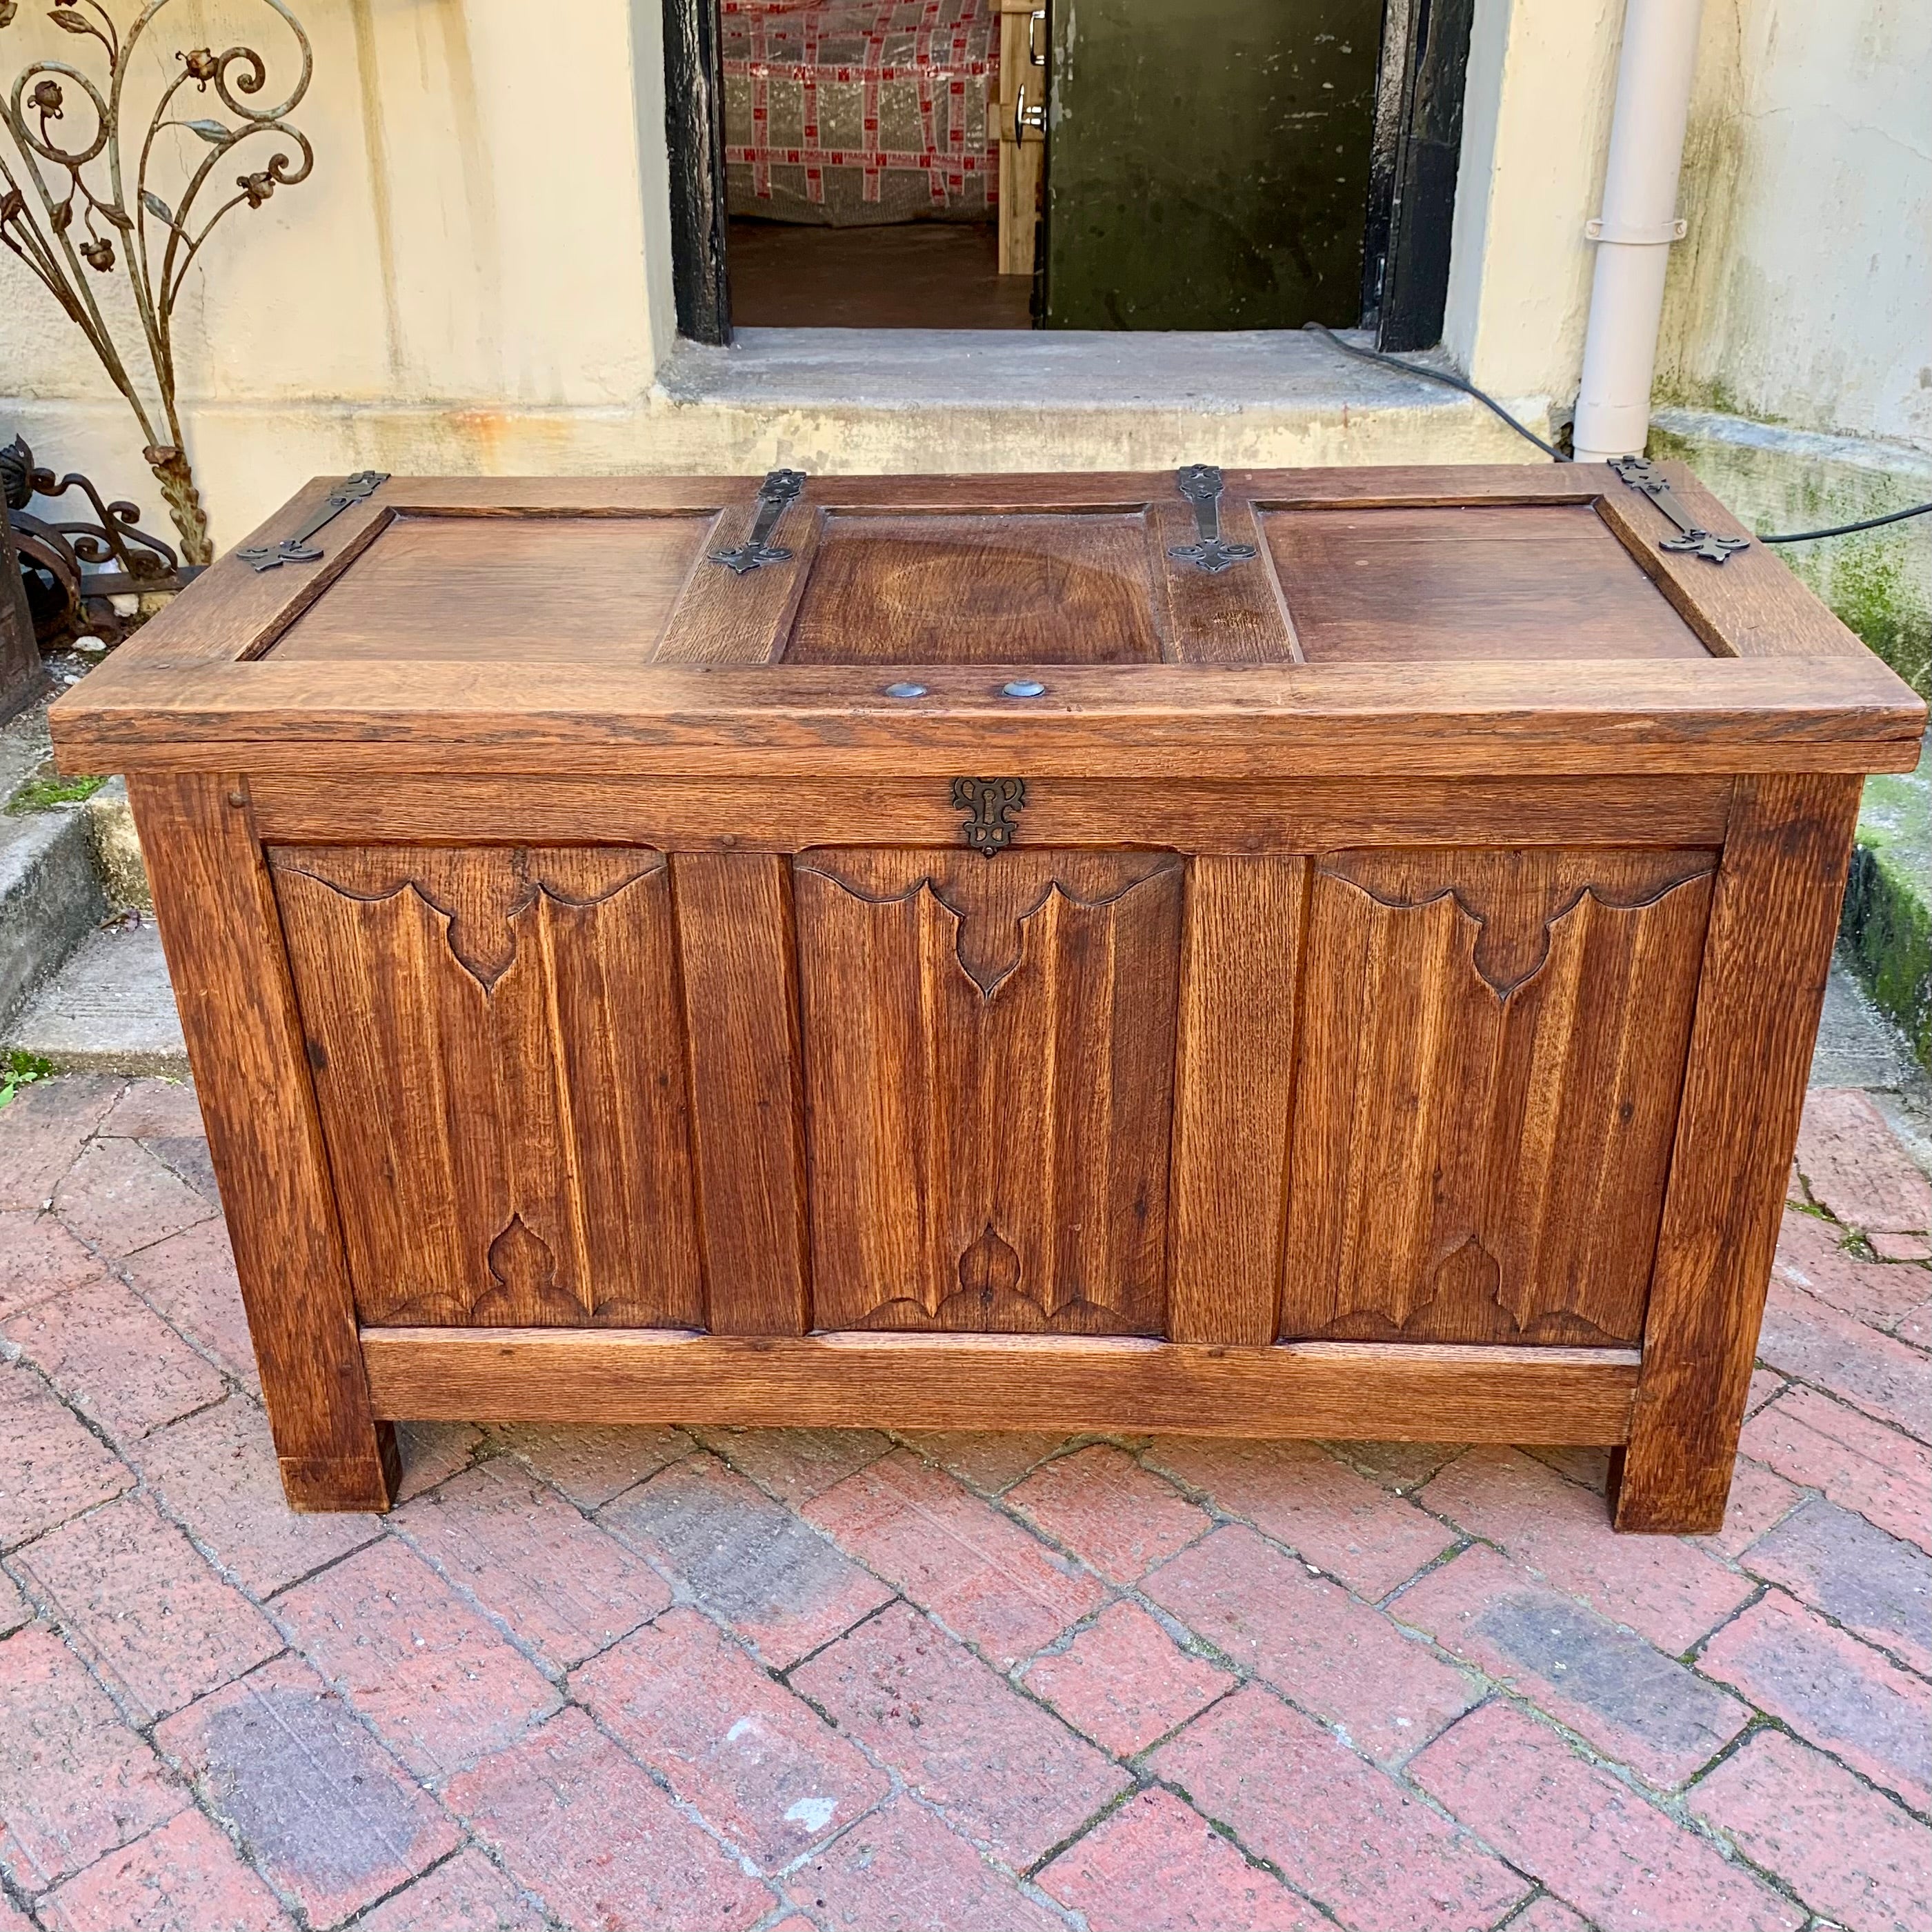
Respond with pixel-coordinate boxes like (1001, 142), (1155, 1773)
(50, 464), (1927, 779)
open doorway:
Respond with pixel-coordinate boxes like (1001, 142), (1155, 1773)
(713, 0), (1035, 330)
(664, 0), (1471, 347)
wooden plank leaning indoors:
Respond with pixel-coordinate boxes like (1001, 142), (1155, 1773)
(50, 462), (1927, 1526)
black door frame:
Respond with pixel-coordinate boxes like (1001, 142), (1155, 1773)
(662, 0), (1471, 352)
(664, 0), (733, 345)
(1361, 0), (1475, 352)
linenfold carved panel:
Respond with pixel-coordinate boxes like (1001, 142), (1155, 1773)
(795, 849), (1184, 1334)
(269, 846), (704, 1329)
(1279, 848), (1718, 1346)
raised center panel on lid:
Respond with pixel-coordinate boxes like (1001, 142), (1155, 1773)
(263, 512), (717, 662)
(1262, 503), (1716, 662)
(783, 510), (1167, 664)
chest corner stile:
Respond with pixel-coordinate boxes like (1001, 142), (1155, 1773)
(61, 463), (1926, 1528)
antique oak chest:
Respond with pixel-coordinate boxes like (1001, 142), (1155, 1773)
(51, 463), (1926, 1531)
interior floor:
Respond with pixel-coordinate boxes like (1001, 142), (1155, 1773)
(727, 219), (1033, 330)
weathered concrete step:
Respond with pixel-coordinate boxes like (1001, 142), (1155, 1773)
(0, 803), (106, 1030)
(3, 917), (187, 1078)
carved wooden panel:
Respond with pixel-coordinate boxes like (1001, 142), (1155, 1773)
(270, 846), (704, 1329)
(795, 848), (1185, 1333)
(1280, 848), (1718, 1346)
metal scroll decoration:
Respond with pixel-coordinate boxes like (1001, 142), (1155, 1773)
(710, 468), (808, 574)
(952, 777), (1026, 857)
(237, 468), (386, 570)
(0, 1), (316, 565)
(1167, 463), (1257, 575)
(3, 431), (193, 646)
(1609, 456), (1750, 566)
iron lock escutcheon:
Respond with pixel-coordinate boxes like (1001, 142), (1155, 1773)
(951, 777), (1026, 856)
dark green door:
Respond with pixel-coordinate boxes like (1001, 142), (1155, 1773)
(1044, 0), (1382, 330)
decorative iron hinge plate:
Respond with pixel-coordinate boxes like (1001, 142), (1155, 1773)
(710, 468), (808, 574)
(951, 777), (1026, 857)
(1167, 464), (1257, 575)
(238, 471), (388, 571)
(1609, 455), (1749, 565)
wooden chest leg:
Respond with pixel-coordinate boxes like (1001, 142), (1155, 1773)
(1612, 774), (1862, 1533)
(128, 774), (397, 1512)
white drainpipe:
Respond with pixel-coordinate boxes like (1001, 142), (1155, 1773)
(1571, 0), (1705, 464)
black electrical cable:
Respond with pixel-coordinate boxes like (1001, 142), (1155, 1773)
(1301, 319), (1932, 546)
(1299, 322), (1567, 462)
(1758, 501), (1932, 543)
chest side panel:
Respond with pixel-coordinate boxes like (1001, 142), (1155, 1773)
(795, 848), (1184, 1334)
(1280, 847), (1717, 1346)
(269, 844), (704, 1330)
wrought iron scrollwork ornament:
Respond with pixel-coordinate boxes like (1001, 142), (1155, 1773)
(237, 470), (387, 571)
(952, 777), (1026, 857)
(1609, 456), (1750, 565)
(1167, 464), (1257, 575)
(710, 468), (808, 574)
(3, 432), (195, 646)
(0, 1), (317, 564)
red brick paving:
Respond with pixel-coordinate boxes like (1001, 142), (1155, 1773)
(1741, 1381), (1932, 1553)
(1006, 1443), (1213, 1584)
(1146, 1524), (1476, 1765)
(1688, 1727), (1932, 1932)
(786, 1793), (1062, 1931)
(1146, 1435), (1453, 1598)
(132, 1397), (382, 1598)
(5, 1277), (226, 1444)
(1413, 1698), (1806, 1932)
(1697, 1588), (1932, 1812)
(601, 1450), (895, 1668)
(1037, 1785), (1315, 1931)
(49, 1137), (213, 1260)
(446, 1706), (773, 1931)
(804, 1449), (1106, 1663)
(0, 1073), (1926, 1931)
(12, 1495), (281, 1722)
(574, 1604), (888, 1869)
(0, 1626), (187, 1891)
(0, 1212), (101, 1318)
(490, 1419), (690, 1508)
(1153, 1684), (1532, 1932)
(155, 1655), (457, 1926)
(1796, 1086), (1932, 1236)
(351, 1846), (546, 1931)
(792, 1598), (1129, 1866)
(391, 1457), (669, 1670)
(1391, 1544), (1751, 1787)
(1419, 1444), (1756, 1651)
(33, 1806), (291, 1931)
(1021, 1600), (1234, 1756)
(275, 1538), (561, 1782)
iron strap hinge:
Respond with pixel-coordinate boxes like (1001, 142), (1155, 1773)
(1167, 464), (1257, 575)
(1609, 456), (1750, 566)
(710, 468), (808, 574)
(238, 471), (388, 572)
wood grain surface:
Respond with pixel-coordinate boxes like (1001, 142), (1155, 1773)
(1281, 850), (1716, 1347)
(49, 655), (1924, 779)
(270, 846), (704, 1331)
(361, 1327), (1642, 1442)
(245, 773), (1737, 853)
(128, 775), (397, 1510)
(795, 850), (1184, 1334)
(673, 852), (813, 1335)
(1613, 774), (1866, 1532)
(1167, 857), (1306, 1344)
